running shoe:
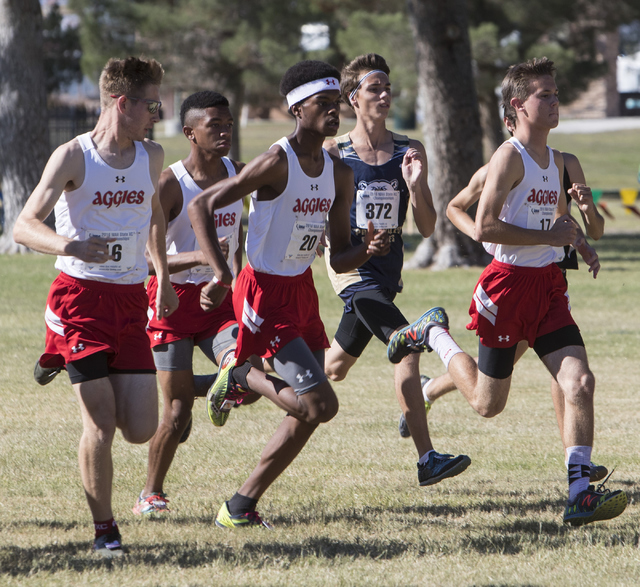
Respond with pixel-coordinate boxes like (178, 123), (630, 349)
(399, 375), (431, 438)
(418, 451), (471, 486)
(563, 472), (627, 527)
(589, 461), (608, 483)
(387, 307), (449, 364)
(132, 492), (170, 515)
(93, 530), (124, 558)
(33, 360), (62, 386)
(206, 357), (249, 427)
(215, 501), (273, 529)
(178, 414), (193, 444)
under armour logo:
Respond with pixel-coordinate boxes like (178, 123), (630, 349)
(498, 335), (510, 342)
(115, 175), (125, 183)
(542, 176), (548, 182)
(71, 343), (85, 353)
(296, 370), (313, 383)
(153, 333), (163, 340)
(270, 336), (281, 348)
(325, 79), (336, 86)
(310, 184), (319, 191)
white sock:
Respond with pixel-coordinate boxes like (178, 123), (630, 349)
(566, 445), (592, 501)
(418, 449), (435, 465)
(422, 378), (433, 404)
(428, 326), (463, 369)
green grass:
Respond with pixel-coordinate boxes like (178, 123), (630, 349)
(1, 204), (640, 585)
(2, 121), (640, 585)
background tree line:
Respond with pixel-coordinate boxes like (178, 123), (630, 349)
(2, 0), (640, 262)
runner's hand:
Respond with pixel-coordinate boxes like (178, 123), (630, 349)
(68, 236), (115, 263)
(364, 221), (390, 256)
(548, 214), (577, 246)
(199, 279), (229, 312)
(156, 279), (179, 320)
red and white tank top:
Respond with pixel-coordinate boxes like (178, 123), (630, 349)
(485, 137), (564, 268)
(166, 158), (241, 285)
(245, 137), (335, 276)
(54, 132), (155, 283)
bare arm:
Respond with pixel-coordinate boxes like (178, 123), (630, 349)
(144, 142), (179, 319)
(404, 140), (436, 238)
(146, 166), (209, 275)
(13, 141), (114, 261)
(475, 145), (576, 246)
(563, 152), (605, 240)
(328, 160), (390, 274)
(446, 164), (489, 240)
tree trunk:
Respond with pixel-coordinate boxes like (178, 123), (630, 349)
(405, 0), (486, 269)
(0, 0), (50, 253)
(602, 30), (620, 118)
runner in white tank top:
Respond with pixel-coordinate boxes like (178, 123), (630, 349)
(136, 92), (256, 517)
(13, 56), (178, 557)
(385, 57), (627, 527)
(245, 136), (335, 276)
(188, 61), (390, 528)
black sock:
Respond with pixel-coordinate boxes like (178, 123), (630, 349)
(228, 492), (258, 515)
(231, 361), (252, 389)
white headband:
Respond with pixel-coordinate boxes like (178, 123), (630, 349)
(286, 77), (340, 108)
(349, 70), (387, 101)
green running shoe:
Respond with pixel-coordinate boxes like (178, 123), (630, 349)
(206, 357), (249, 427)
(215, 501), (273, 529)
(563, 472), (627, 527)
(387, 307), (449, 364)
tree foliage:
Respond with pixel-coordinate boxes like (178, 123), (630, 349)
(42, 2), (83, 94)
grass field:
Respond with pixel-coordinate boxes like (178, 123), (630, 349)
(159, 119), (640, 193)
(2, 123), (640, 585)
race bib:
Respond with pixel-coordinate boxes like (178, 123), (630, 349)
(284, 221), (324, 261)
(85, 230), (137, 272)
(355, 188), (400, 230)
(526, 205), (555, 231)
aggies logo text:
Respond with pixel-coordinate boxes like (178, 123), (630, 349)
(92, 190), (145, 209)
(292, 197), (331, 216)
(215, 212), (237, 228)
(527, 187), (558, 206)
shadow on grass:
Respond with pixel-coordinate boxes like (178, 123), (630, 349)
(3, 497), (637, 576)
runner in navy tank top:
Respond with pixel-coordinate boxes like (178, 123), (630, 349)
(323, 53), (471, 488)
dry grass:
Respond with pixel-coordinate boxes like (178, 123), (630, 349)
(1, 202), (640, 585)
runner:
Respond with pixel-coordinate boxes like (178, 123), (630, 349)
(14, 57), (178, 555)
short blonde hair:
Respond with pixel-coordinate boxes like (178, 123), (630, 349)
(99, 56), (164, 110)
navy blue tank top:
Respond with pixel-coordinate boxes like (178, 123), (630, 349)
(336, 132), (410, 296)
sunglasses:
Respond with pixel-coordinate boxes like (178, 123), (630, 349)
(110, 94), (162, 114)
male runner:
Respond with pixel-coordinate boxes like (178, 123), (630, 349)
(14, 56), (178, 555)
(133, 90), (250, 515)
(386, 57), (626, 527)
(323, 53), (470, 487)
(188, 60), (389, 528)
